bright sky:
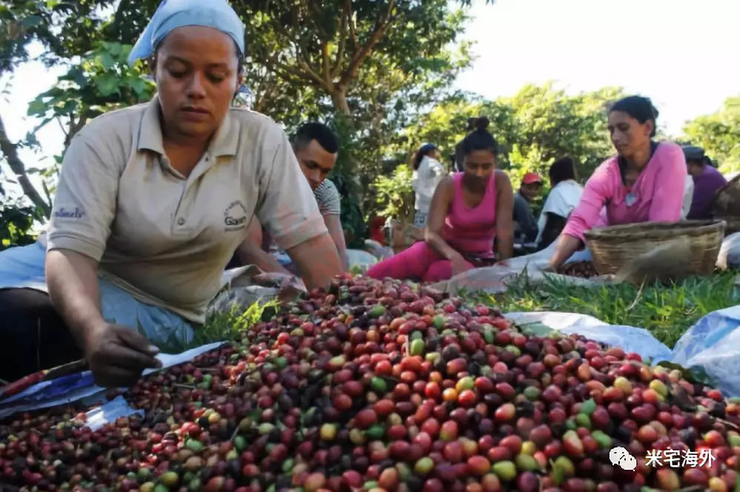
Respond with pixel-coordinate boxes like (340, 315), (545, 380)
(2, 0), (739, 176)
(456, 0), (740, 135)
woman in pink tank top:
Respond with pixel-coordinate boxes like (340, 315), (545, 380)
(367, 118), (514, 282)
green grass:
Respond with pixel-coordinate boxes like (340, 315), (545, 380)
(174, 271), (739, 353)
(477, 271), (740, 348)
(159, 299), (281, 353)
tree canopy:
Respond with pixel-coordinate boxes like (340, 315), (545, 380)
(683, 97), (740, 174)
(1, 0), (738, 249)
(396, 84), (625, 185)
(1, 0), (475, 248)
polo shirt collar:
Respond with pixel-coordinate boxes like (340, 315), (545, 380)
(138, 97), (165, 155)
(207, 107), (238, 157)
(137, 96), (238, 158)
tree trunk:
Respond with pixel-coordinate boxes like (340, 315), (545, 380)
(331, 86), (351, 117)
(0, 112), (52, 218)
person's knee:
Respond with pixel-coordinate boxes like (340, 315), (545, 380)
(424, 261), (453, 282)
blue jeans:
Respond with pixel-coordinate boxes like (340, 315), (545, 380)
(0, 241), (194, 351)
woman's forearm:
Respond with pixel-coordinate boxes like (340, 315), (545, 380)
(287, 233), (343, 290)
(548, 234), (582, 269)
(237, 239), (292, 275)
(46, 249), (105, 351)
(425, 231), (462, 261)
(497, 230), (514, 260)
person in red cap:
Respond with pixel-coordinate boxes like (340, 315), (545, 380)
(513, 171), (543, 245)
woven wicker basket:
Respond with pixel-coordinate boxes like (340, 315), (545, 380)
(713, 174), (740, 217)
(583, 220), (726, 277)
(715, 216), (740, 236)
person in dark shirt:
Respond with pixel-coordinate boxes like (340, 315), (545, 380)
(683, 146), (727, 220)
(513, 172), (543, 244)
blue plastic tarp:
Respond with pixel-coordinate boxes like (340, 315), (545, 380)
(671, 306), (740, 397)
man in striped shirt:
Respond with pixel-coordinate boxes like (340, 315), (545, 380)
(230, 123), (350, 273)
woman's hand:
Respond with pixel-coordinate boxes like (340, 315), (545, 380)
(84, 322), (162, 388)
(548, 234), (582, 271)
(451, 255), (473, 278)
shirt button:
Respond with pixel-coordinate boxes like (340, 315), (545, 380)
(177, 218), (185, 226)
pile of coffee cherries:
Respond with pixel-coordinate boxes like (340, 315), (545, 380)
(556, 261), (600, 279)
(1, 275), (739, 492)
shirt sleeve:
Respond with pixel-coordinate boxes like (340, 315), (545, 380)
(540, 191), (555, 217)
(429, 158), (446, 178)
(316, 179), (342, 217)
(562, 161), (614, 243)
(46, 132), (120, 261)
(649, 144), (688, 223)
(255, 125), (328, 251)
(429, 159), (446, 192)
(681, 175), (694, 220)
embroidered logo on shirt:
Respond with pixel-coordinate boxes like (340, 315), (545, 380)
(54, 207), (85, 219)
(224, 200), (248, 230)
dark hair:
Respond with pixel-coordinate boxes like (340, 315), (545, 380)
(610, 96), (659, 137)
(460, 117), (499, 156)
(413, 144), (438, 170)
(549, 157), (577, 185)
(293, 123), (339, 154)
(454, 141), (464, 172)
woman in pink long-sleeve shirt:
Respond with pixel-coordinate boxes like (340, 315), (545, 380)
(548, 96), (688, 269)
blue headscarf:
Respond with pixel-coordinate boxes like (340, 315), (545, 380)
(128, 0), (246, 65)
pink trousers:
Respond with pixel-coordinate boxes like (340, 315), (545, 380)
(366, 241), (474, 282)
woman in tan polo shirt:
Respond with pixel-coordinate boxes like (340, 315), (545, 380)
(0, 0), (342, 387)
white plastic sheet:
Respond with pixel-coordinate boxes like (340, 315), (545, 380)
(505, 312), (674, 364)
(346, 249), (379, 270)
(717, 232), (740, 270)
(86, 396), (144, 432)
(0, 342), (225, 420)
(431, 242), (613, 295)
(509, 308), (740, 398)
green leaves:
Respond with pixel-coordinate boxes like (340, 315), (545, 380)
(25, 40), (154, 139)
(95, 74), (119, 96)
(373, 164), (415, 223)
(657, 361), (716, 388)
(26, 99), (47, 117)
(20, 15), (42, 28)
(0, 200), (42, 252)
(398, 84), (624, 190)
(127, 78), (150, 98)
(683, 97), (740, 174)
(99, 52), (115, 70)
